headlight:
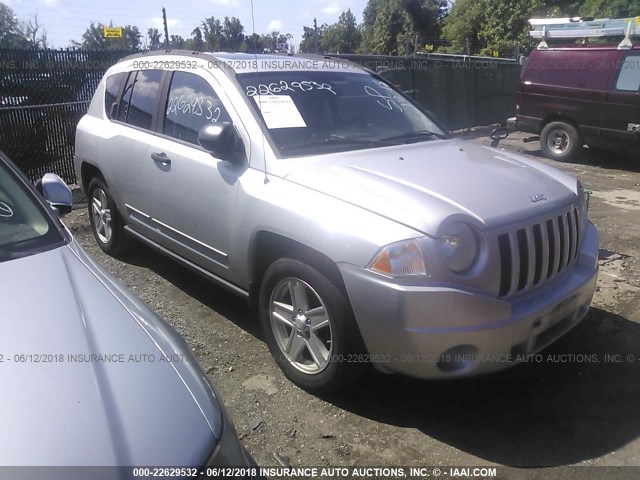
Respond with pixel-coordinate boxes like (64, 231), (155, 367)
(368, 239), (427, 277)
(439, 223), (478, 273)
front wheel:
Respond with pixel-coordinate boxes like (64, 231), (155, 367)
(540, 121), (582, 162)
(259, 258), (368, 394)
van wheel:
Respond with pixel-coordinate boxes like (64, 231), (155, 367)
(540, 121), (582, 162)
(87, 178), (128, 256)
(259, 258), (368, 394)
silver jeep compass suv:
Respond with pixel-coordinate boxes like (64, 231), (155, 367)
(75, 51), (599, 393)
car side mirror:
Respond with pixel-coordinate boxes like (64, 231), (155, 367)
(36, 173), (72, 216)
(198, 123), (244, 162)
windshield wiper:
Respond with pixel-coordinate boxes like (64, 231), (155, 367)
(281, 136), (380, 153)
(378, 130), (446, 144)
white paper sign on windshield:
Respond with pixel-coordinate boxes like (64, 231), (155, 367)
(253, 95), (307, 129)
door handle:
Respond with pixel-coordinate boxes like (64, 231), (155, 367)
(151, 152), (171, 165)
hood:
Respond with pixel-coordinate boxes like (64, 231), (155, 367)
(281, 139), (579, 235)
(0, 242), (221, 466)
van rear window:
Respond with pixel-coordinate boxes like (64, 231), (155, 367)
(524, 51), (611, 90)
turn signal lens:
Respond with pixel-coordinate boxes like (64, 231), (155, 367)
(368, 240), (427, 277)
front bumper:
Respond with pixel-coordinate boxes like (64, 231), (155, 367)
(339, 222), (599, 379)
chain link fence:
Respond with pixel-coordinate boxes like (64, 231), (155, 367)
(0, 49), (137, 184)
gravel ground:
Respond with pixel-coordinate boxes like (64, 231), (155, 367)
(64, 131), (640, 478)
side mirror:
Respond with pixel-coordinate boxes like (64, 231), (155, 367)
(198, 123), (244, 162)
(36, 173), (72, 216)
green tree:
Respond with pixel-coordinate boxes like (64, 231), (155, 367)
(169, 35), (186, 49)
(442, 0), (563, 56)
(190, 27), (204, 51)
(202, 16), (224, 50)
(581, 0), (640, 17)
(359, 0), (446, 54)
(321, 9), (362, 53)
(261, 31), (292, 52)
(441, 0), (485, 54)
(73, 22), (141, 49)
(147, 27), (162, 50)
(0, 4), (30, 48)
(244, 32), (265, 53)
(299, 24), (327, 53)
(222, 16), (244, 52)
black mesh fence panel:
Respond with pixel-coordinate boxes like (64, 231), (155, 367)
(0, 48), (137, 184)
(334, 54), (522, 131)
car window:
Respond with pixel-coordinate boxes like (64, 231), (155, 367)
(0, 162), (64, 262)
(116, 72), (136, 123)
(163, 71), (232, 145)
(616, 55), (640, 92)
(104, 72), (127, 120)
(125, 70), (163, 130)
(236, 71), (446, 157)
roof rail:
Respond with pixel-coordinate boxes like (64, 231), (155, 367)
(529, 16), (639, 50)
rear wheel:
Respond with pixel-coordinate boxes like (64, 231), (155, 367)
(87, 177), (128, 256)
(259, 258), (368, 394)
(540, 121), (582, 162)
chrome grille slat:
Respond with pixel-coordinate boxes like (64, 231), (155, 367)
(508, 232), (521, 297)
(560, 214), (570, 270)
(551, 216), (561, 276)
(539, 221), (550, 280)
(498, 206), (581, 298)
(568, 210), (578, 263)
(525, 227), (536, 290)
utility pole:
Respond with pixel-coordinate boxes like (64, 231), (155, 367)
(313, 18), (319, 54)
(162, 7), (170, 49)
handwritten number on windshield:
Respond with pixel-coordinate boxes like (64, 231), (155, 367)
(245, 81), (336, 97)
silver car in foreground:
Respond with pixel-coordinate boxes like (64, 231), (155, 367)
(0, 151), (251, 469)
(75, 52), (599, 393)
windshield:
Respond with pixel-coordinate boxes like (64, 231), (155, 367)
(236, 71), (448, 156)
(0, 162), (64, 262)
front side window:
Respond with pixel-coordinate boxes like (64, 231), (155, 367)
(616, 55), (640, 92)
(104, 72), (127, 120)
(236, 70), (447, 157)
(0, 161), (64, 262)
(163, 71), (232, 145)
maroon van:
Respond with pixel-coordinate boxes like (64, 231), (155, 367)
(508, 44), (640, 161)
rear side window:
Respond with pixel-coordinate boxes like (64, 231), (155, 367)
(163, 71), (232, 145)
(116, 72), (136, 123)
(104, 72), (127, 119)
(125, 70), (163, 130)
(616, 55), (640, 92)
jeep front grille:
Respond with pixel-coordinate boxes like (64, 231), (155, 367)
(498, 206), (581, 297)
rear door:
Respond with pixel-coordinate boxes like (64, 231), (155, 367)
(602, 52), (640, 149)
(102, 69), (166, 231)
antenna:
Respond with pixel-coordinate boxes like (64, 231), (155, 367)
(250, 0), (270, 184)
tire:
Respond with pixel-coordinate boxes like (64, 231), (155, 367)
(540, 121), (582, 162)
(259, 258), (368, 394)
(87, 177), (128, 256)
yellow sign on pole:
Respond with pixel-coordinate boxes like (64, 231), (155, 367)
(103, 27), (123, 38)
